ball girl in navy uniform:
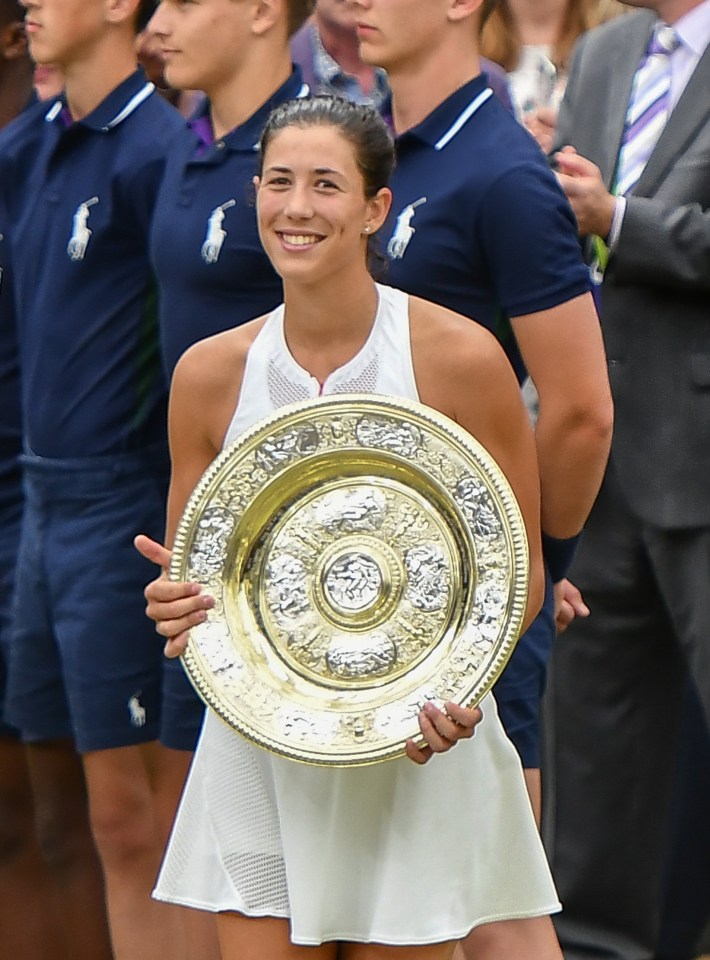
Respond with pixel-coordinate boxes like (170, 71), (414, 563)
(136, 97), (564, 960)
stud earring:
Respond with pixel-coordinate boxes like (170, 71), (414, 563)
(363, 225), (371, 234)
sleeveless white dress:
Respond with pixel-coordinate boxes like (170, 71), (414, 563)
(153, 284), (561, 946)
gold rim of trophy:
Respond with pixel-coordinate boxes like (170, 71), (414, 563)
(170, 393), (529, 766)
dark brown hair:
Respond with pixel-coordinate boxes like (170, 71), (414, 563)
(287, 0), (316, 37)
(260, 96), (394, 199)
(0, 0), (23, 27)
(136, 0), (157, 34)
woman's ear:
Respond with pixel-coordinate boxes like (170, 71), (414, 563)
(253, 175), (261, 194)
(366, 187), (393, 234)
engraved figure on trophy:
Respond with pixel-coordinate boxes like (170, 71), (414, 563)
(255, 424), (320, 472)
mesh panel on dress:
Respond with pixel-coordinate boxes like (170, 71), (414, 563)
(154, 757), (203, 894)
(207, 717), (290, 913)
(330, 356), (379, 394)
(268, 359), (310, 409)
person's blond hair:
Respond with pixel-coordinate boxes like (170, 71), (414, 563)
(480, 0), (623, 72)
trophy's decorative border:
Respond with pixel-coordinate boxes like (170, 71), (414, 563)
(170, 394), (529, 766)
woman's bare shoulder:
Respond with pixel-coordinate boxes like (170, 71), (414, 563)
(408, 295), (505, 376)
(171, 315), (268, 394)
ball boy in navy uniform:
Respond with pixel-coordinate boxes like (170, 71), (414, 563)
(148, 0), (314, 377)
(353, 0), (613, 922)
(3, 1), (205, 957)
(141, 1), (314, 767)
(0, 17), (109, 957)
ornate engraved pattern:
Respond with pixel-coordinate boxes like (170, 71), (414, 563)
(323, 553), (383, 611)
(404, 544), (448, 611)
(314, 488), (386, 533)
(171, 395), (529, 766)
(355, 416), (422, 457)
(255, 424), (320, 473)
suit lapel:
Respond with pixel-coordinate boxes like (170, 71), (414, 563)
(635, 44), (710, 195)
(601, 15), (655, 189)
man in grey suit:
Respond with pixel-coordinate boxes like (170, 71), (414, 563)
(543, 0), (710, 957)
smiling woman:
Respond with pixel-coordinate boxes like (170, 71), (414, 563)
(255, 96), (392, 293)
(136, 97), (561, 960)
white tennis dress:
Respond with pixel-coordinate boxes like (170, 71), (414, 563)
(153, 284), (561, 946)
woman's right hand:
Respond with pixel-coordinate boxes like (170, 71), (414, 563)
(134, 534), (215, 658)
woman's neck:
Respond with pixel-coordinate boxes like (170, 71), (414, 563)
(281, 271), (380, 383)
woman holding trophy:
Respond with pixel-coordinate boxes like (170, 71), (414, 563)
(137, 97), (562, 960)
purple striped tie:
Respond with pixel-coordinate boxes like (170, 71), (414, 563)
(614, 23), (679, 196)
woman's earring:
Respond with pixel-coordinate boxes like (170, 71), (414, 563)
(363, 225), (371, 234)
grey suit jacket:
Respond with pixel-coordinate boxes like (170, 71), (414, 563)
(555, 10), (710, 528)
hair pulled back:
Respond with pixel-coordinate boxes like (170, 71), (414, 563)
(259, 96), (395, 200)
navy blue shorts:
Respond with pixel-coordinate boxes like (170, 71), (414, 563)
(161, 655), (205, 751)
(493, 573), (555, 769)
(0, 496), (23, 739)
(4, 448), (204, 753)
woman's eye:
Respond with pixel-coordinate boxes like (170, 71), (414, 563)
(315, 179), (338, 191)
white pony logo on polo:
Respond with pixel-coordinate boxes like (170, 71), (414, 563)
(127, 692), (146, 728)
(387, 197), (427, 260)
(67, 196), (99, 261)
(201, 198), (236, 264)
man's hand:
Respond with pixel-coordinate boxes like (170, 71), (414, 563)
(554, 146), (616, 238)
(134, 534), (215, 658)
(554, 577), (590, 634)
(405, 701), (482, 765)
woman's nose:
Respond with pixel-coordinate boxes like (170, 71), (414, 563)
(284, 186), (314, 220)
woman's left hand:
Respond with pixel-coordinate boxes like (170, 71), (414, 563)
(405, 701), (482, 765)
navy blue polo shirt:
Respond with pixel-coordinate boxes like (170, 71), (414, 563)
(0, 99), (49, 500)
(0, 193), (22, 504)
(152, 70), (307, 376)
(8, 70), (184, 458)
(383, 74), (590, 382)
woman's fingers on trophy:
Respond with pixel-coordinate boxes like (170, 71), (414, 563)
(145, 576), (215, 641)
(416, 702), (461, 753)
(134, 533), (173, 571)
(415, 701), (483, 755)
(443, 701), (482, 738)
(163, 631), (191, 660)
(404, 737), (434, 765)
